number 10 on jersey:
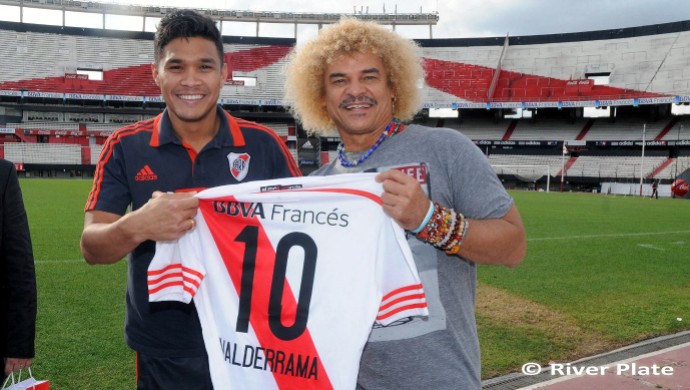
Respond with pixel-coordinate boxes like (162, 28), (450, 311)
(234, 225), (318, 341)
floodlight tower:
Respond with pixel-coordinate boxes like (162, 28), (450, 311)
(639, 124), (646, 196)
(673, 124), (682, 198)
(560, 141), (567, 192)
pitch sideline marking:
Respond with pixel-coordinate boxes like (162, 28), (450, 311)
(528, 230), (690, 242)
(35, 231), (690, 263)
(35, 259), (86, 264)
(637, 243), (665, 251)
(35, 258), (130, 264)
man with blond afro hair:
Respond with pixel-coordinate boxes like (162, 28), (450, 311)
(284, 18), (526, 389)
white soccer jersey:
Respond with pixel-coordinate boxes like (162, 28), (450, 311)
(148, 173), (428, 390)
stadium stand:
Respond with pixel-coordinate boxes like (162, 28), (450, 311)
(89, 144), (103, 166)
(4, 142), (81, 165)
(0, 18), (300, 177)
(585, 116), (667, 141)
(0, 8), (687, 193)
(440, 117), (513, 140)
(7, 122), (80, 132)
(506, 118), (584, 141)
(86, 123), (130, 134)
(418, 22), (690, 106)
(25, 110), (61, 122)
(568, 155), (667, 179)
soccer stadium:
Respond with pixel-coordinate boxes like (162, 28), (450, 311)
(2, 1), (689, 389)
(2, 1), (689, 197)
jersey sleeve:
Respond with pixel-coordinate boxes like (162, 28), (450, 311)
(375, 220), (429, 326)
(147, 216), (206, 304)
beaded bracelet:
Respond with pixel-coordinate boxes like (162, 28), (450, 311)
(415, 202), (442, 243)
(414, 202), (469, 255)
(443, 213), (465, 251)
(416, 202), (447, 245)
(437, 208), (457, 248)
(445, 219), (469, 255)
(410, 201), (435, 234)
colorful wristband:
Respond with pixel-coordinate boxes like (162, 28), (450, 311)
(410, 200), (435, 234)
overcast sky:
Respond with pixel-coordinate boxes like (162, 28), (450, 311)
(2, 0), (689, 40)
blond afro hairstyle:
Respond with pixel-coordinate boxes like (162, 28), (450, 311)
(283, 18), (424, 136)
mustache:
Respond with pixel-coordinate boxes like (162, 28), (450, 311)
(339, 96), (378, 108)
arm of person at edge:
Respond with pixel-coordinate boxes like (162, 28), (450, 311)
(3, 164), (37, 375)
(376, 170), (526, 267)
(80, 191), (199, 265)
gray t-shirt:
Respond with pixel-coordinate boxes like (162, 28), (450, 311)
(312, 124), (513, 390)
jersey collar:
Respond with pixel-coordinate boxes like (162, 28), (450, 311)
(149, 105), (246, 148)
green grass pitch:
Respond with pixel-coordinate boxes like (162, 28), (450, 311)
(18, 179), (690, 387)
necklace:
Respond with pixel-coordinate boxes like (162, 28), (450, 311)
(337, 120), (402, 167)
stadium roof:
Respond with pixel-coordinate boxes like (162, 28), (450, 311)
(0, 0), (439, 27)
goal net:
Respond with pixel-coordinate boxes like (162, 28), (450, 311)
(492, 164), (551, 191)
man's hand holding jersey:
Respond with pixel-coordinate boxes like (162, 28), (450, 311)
(81, 191), (198, 265)
(375, 169), (525, 265)
(376, 169), (430, 231)
(141, 191), (199, 240)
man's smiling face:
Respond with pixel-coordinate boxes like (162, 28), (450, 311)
(153, 36), (227, 127)
(322, 51), (394, 139)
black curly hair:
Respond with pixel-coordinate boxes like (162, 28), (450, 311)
(154, 9), (224, 64)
